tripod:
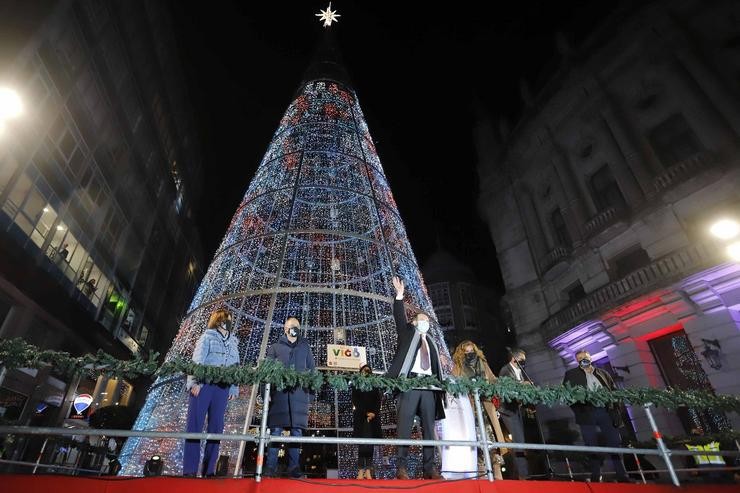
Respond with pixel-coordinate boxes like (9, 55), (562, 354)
(517, 362), (557, 480)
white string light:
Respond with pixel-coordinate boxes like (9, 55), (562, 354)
(119, 80), (450, 478)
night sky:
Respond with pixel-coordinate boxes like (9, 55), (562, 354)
(171, 1), (621, 293)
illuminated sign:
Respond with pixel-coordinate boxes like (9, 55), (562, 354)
(327, 344), (366, 370)
(73, 394), (93, 414)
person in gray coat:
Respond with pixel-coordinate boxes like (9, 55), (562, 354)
(263, 317), (316, 477)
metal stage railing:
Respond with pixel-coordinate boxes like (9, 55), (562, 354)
(1, 385), (738, 486)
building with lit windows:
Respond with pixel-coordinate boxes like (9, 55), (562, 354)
(476, 0), (740, 443)
(0, 0), (204, 453)
(422, 248), (511, 366)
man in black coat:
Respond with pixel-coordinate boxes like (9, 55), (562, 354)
(498, 348), (530, 480)
(562, 349), (630, 483)
(386, 276), (445, 480)
(263, 317), (316, 478)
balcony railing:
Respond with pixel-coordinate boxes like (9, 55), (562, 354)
(541, 241), (719, 339)
(653, 152), (714, 192)
(541, 245), (570, 273)
(584, 206), (625, 237)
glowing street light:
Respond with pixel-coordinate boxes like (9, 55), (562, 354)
(0, 87), (23, 121)
(728, 242), (740, 262)
(709, 218), (740, 241)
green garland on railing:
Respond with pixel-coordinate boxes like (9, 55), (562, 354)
(0, 337), (160, 380)
(2, 337), (739, 412)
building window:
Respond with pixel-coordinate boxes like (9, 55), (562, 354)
(648, 114), (703, 168)
(612, 247), (651, 279)
(428, 282), (451, 308)
(463, 306), (478, 330)
(2, 171), (64, 252)
(551, 208), (571, 247)
(649, 329), (730, 433)
(137, 324), (149, 346)
(459, 283), (475, 307)
(121, 306), (139, 336)
(101, 286), (127, 331)
(0, 154), (20, 195)
(589, 165), (627, 212)
(435, 307), (453, 330)
(77, 256), (109, 308)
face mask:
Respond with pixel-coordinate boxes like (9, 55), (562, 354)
(416, 320), (429, 333)
(221, 319), (232, 333)
(288, 326), (299, 338)
(516, 359), (526, 368)
(579, 358), (591, 369)
(464, 353), (477, 365)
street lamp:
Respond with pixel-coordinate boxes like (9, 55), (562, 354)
(0, 87), (23, 121)
(727, 241), (740, 262)
(710, 218), (740, 262)
(709, 219), (740, 241)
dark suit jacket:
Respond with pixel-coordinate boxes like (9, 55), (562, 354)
(498, 362), (527, 414)
(562, 366), (622, 426)
(385, 299), (445, 420)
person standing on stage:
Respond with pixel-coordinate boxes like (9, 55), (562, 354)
(498, 348), (530, 480)
(451, 340), (506, 479)
(263, 317), (316, 478)
(352, 364), (382, 479)
(562, 349), (631, 483)
(385, 276), (445, 480)
(183, 308), (240, 477)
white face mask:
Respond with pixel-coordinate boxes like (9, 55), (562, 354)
(416, 320), (430, 333)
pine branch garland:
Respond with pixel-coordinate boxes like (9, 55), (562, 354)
(1, 337), (738, 412)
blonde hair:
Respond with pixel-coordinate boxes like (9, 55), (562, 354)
(207, 308), (231, 329)
(452, 340), (487, 371)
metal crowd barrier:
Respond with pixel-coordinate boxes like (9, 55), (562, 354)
(1, 384), (738, 486)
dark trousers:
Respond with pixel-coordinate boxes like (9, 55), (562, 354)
(578, 407), (627, 481)
(358, 444), (374, 468)
(500, 409), (529, 479)
(265, 427), (303, 472)
(183, 384), (229, 476)
(396, 389), (436, 473)
(355, 413), (376, 468)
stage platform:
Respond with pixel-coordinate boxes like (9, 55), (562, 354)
(2, 475), (738, 493)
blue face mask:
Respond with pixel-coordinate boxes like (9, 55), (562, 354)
(416, 320), (430, 333)
(579, 358), (592, 369)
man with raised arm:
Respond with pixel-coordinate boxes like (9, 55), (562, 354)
(385, 276), (445, 480)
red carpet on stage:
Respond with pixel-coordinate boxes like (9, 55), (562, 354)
(2, 475), (738, 493)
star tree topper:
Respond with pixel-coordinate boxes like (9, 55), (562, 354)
(316, 2), (341, 27)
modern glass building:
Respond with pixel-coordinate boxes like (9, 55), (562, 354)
(0, 1), (204, 468)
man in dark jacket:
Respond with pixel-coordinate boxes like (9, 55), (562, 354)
(263, 317), (316, 478)
(562, 349), (630, 483)
(498, 348), (530, 480)
(386, 276), (445, 480)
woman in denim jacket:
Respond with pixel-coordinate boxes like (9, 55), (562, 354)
(183, 308), (240, 476)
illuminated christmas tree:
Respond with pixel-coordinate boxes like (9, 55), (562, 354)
(119, 10), (450, 478)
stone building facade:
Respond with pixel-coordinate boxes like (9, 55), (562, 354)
(477, 0), (740, 441)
